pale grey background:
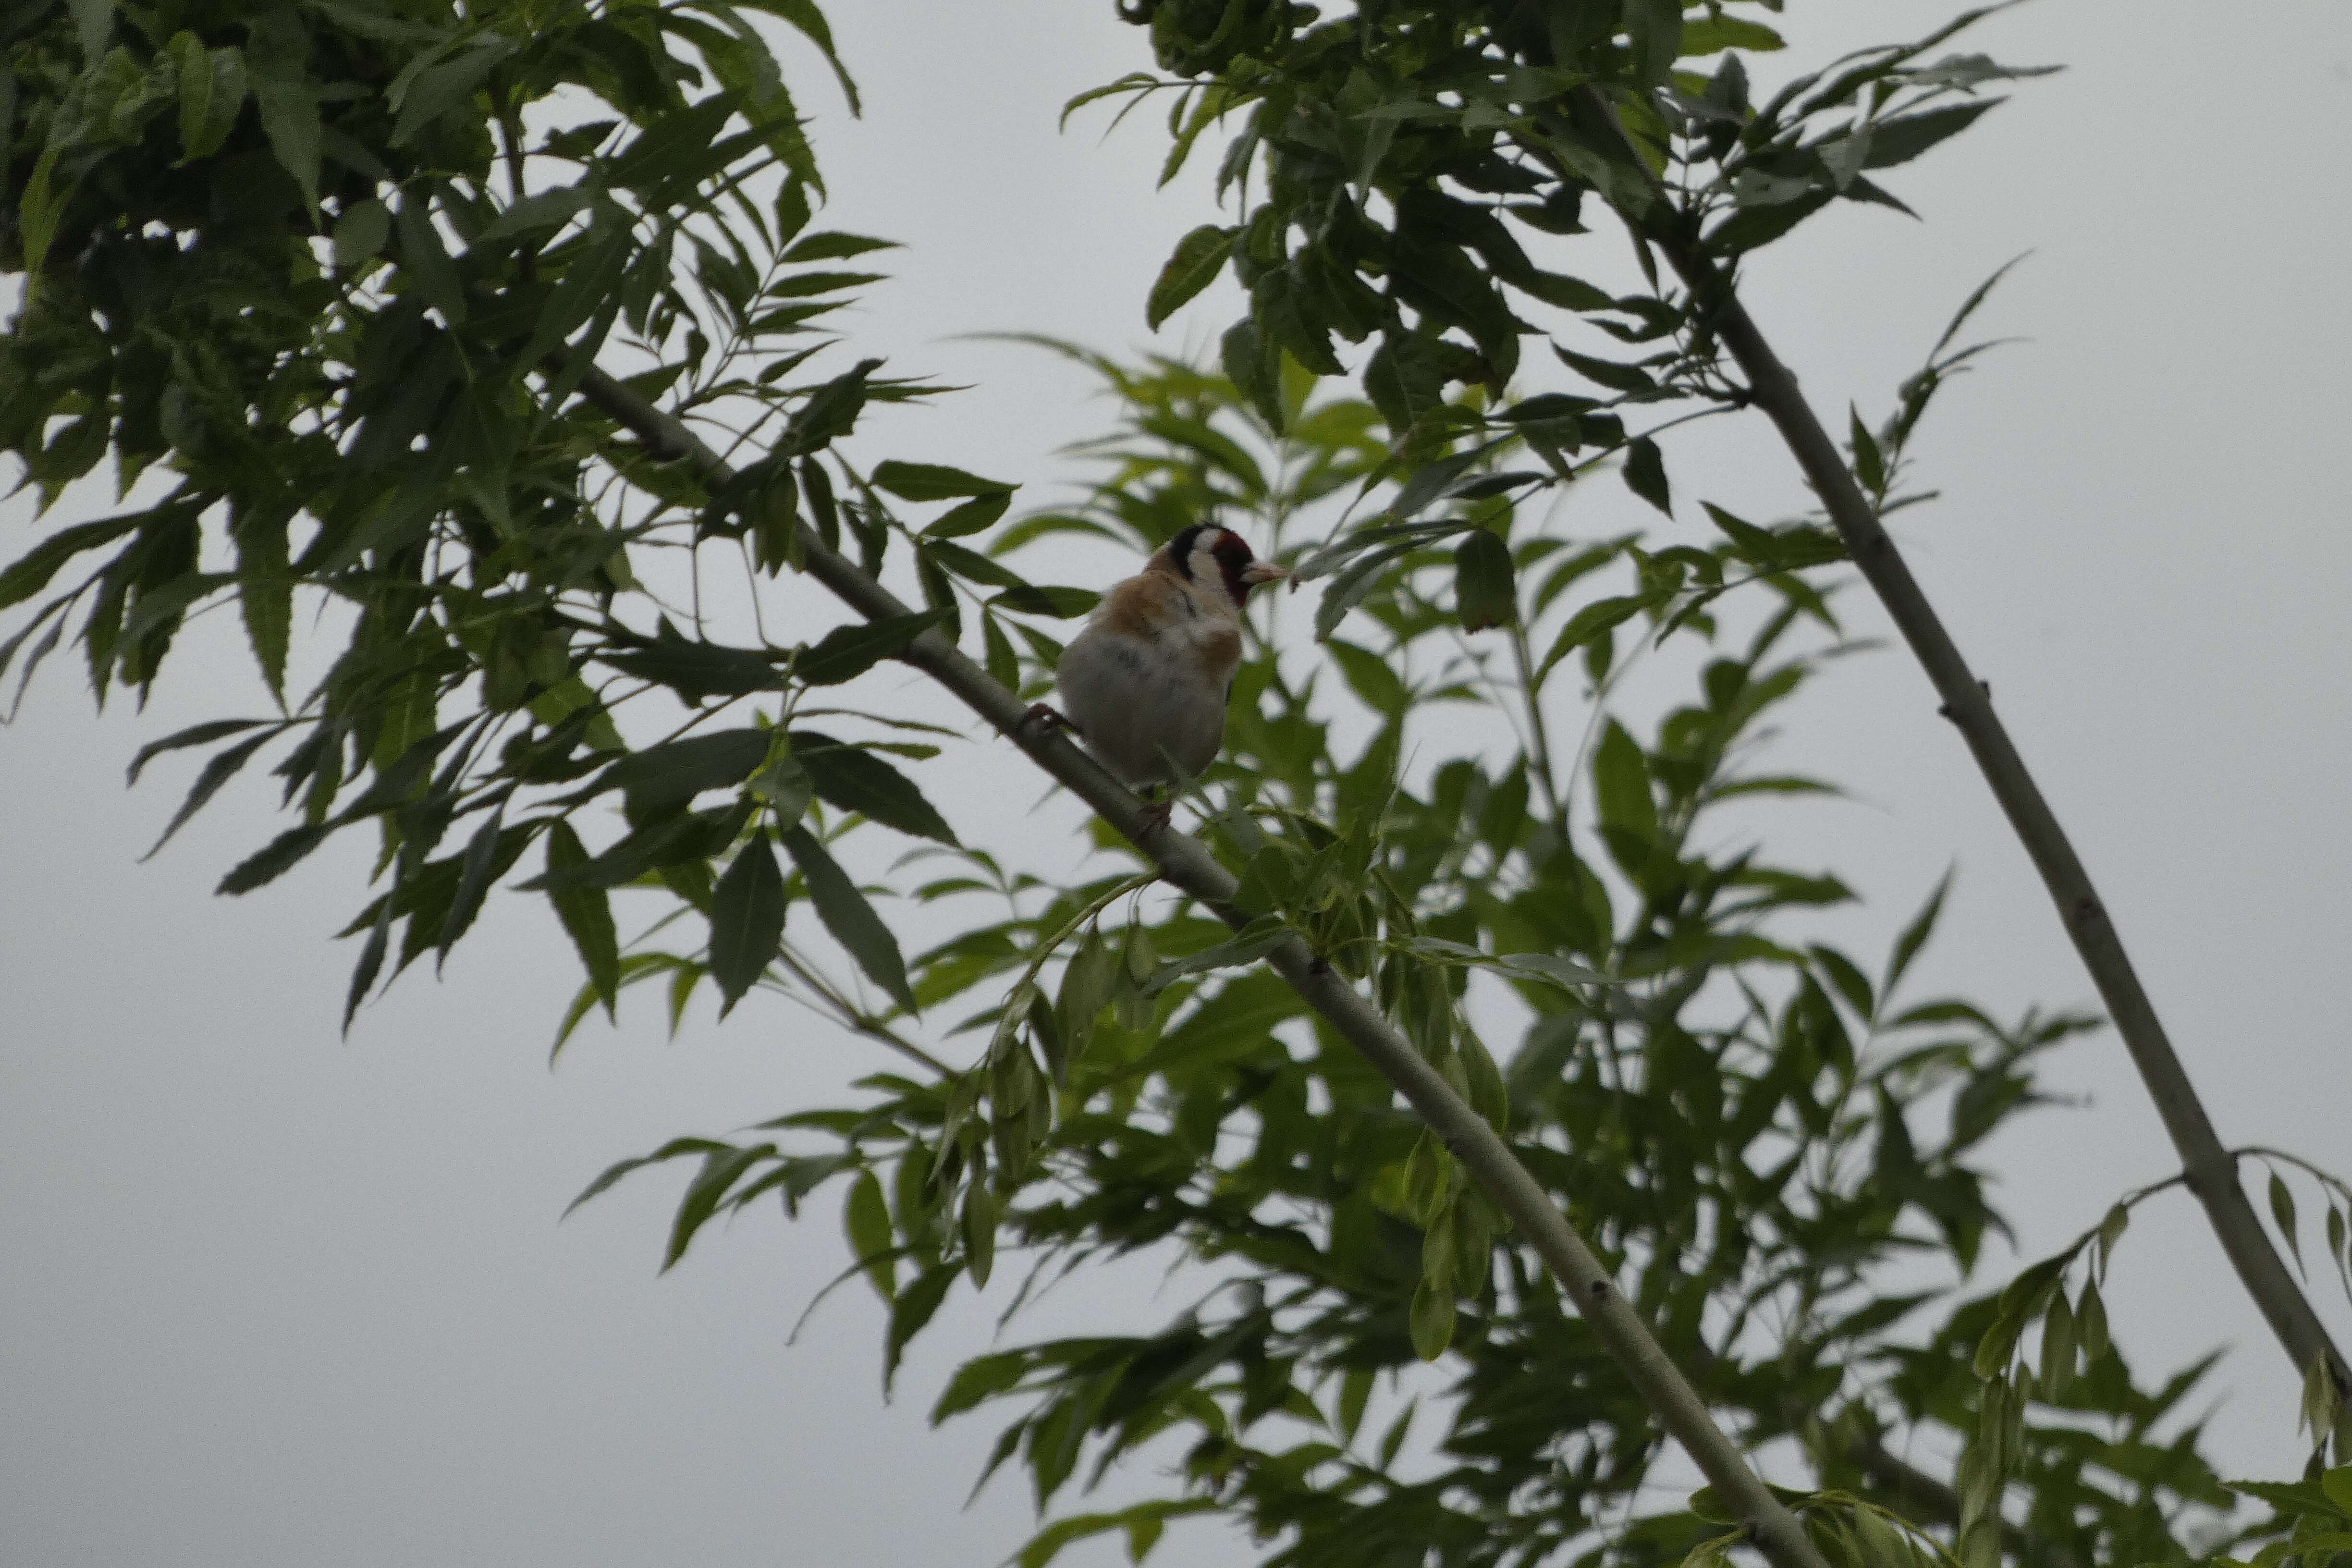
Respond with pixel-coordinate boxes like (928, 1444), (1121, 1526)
(5, 2), (2350, 1563)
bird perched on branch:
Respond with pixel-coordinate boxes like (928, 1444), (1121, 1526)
(1027, 523), (1287, 829)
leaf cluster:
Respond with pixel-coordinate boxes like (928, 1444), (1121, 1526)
(574, 355), (2254, 1568)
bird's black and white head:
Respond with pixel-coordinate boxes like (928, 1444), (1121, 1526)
(1154, 523), (1287, 612)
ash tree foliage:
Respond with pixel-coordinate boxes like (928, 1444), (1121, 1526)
(5, 2), (2352, 1568)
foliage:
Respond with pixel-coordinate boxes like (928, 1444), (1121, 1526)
(0, 0), (1054, 1034)
(579, 353), (2270, 1568)
(8, 3), (2352, 1568)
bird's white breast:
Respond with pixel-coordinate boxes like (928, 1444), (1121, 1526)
(1056, 577), (1240, 786)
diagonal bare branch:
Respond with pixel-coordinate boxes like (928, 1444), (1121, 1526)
(1575, 86), (2350, 1409)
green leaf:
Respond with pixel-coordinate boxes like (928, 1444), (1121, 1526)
(1592, 720), (1658, 862)
(1336, 1368), (1374, 1443)
(169, 34), (246, 162)
(520, 205), (635, 365)
(476, 185), (597, 242)
(605, 626), (783, 701)
(1554, 344), (1659, 396)
(1052, 931), (1116, 1070)
(1147, 224), (1233, 329)
(797, 609), (950, 686)
(871, 461), (1017, 502)
(1623, 0), (1682, 86)
(924, 493), (1011, 539)
(781, 358), (883, 455)
(1680, 15), (1785, 53)
(547, 821), (620, 1016)
(1409, 1275), (1456, 1360)
(663, 1143), (773, 1270)
(791, 730), (957, 844)
(989, 585), (1099, 619)
(1453, 529), (1517, 632)
(736, 736), (809, 819)
(1708, 189), (1833, 254)
(393, 185), (468, 324)
(70, 0), (113, 56)
(1536, 594), (1643, 679)
(391, 39), (514, 146)
(1863, 100), (2001, 170)
(2271, 1172), (2304, 1276)
(931, 1351), (1026, 1422)
(1376, 1400), (1415, 1469)
(332, 197), (391, 270)
(599, 730), (771, 817)
(1491, 952), (1612, 992)
(142, 730), (274, 858)
(710, 830), (786, 1015)
(127, 719), (269, 785)
(1884, 870), (1950, 996)
(564, 1136), (731, 1217)
(250, 77), (320, 215)
(884, 1262), (958, 1392)
(2038, 1287), (2075, 1396)
(2075, 1280), (2108, 1361)
(1312, 539), (1422, 640)
(1221, 317), (1283, 431)
(1850, 404), (1886, 494)
(782, 825), (915, 1011)
(16, 147), (71, 277)
(1623, 436), (1671, 516)
(737, 0), (860, 115)
(435, 809), (514, 965)
(923, 539), (1027, 590)
(0, 514), (144, 611)
(763, 269), (887, 300)
(1328, 639), (1408, 714)
(217, 823), (332, 894)
(343, 886), (394, 1032)
(1141, 916), (1290, 996)
(231, 509), (290, 699)
(782, 231), (899, 263)
(961, 1180), (996, 1287)
(844, 1170), (896, 1302)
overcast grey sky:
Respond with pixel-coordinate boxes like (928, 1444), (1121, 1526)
(5, 2), (2350, 1564)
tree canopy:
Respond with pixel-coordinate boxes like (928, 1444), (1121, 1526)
(5, 1), (2350, 1565)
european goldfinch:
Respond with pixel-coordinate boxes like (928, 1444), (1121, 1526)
(1030, 524), (1287, 824)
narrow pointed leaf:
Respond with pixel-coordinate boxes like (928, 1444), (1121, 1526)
(546, 821), (620, 1016)
(710, 830), (787, 1014)
(1146, 224), (1233, 329)
(144, 730), (274, 858)
(783, 825), (914, 1011)
(797, 609), (949, 686)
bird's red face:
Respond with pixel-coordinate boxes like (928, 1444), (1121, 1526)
(1171, 524), (1287, 609)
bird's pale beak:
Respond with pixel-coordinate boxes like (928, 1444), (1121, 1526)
(1240, 561), (1289, 585)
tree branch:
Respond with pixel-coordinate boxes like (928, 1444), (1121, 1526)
(1616, 138), (2349, 1404)
(570, 363), (1835, 1568)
